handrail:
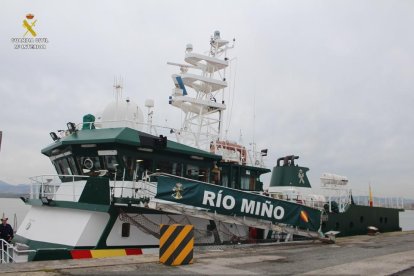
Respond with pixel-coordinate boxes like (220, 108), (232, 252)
(29, 174), (89, 201)
(75, 120), (173, 135)
(0, 239), (36, 263)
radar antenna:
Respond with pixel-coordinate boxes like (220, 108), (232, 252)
(167, 30), (234, 150)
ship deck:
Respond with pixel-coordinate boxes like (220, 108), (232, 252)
(2, 231), (414, 275)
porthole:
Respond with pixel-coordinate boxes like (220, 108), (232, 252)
(122, 222), (130, 237)
(335, 222), (340, 230)
(385, 217), (388, 224)
(349, 222), (354, 228)
(380, 217), (383, 223)
(360, 216), (364, 223)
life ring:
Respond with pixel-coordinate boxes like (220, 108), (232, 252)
(83, 158), (94, 170)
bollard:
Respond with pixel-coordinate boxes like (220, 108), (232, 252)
(159, 224), (194, 266)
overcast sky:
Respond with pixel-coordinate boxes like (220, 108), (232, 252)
(1, 0), (413, 198)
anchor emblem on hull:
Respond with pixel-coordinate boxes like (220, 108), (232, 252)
(172, 183), (183, 199)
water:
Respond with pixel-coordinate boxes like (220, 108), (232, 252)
(0, 198), (31, 230)
(0, 198), (413, 231)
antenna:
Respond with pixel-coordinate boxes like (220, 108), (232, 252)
(168, 31), (233, 149)
(145, 99), (155, 134)
(113, 76), (123, 103)
(113, 76), (124, 121)
(252, 92), (256, 146)
(224, 57), (238, 138)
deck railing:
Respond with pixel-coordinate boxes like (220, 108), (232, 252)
(29, 175), (89, 202)
(353, 195), (404, 209)
(0, 239), (35, 263)
(29, 173), (159, 205)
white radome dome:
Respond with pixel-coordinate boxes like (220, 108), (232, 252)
(98, 99), (144, 130)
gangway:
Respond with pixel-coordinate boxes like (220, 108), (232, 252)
(113, 173), (324, 240)
(152, 201), (321, 239)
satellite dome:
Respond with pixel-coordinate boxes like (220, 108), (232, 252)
(98, 99), (144, 130)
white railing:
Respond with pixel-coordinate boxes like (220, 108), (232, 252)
(29, 175), (89, 202)
(30, 174), (159, 205)
(0, 239), (35, 263)
(111, 177), (158, 204)
(353, 195), (404, 209)
(269, 192), (326, 210)
(70, 120), (172, 137)
(320, 185), (353, 213)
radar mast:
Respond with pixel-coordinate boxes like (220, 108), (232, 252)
(168, 30), (234, 150)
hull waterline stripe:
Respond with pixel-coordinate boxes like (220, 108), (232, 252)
(91, 249), (126, 258)
(70, 250), (93, 259)
(70, 248), (142, 259)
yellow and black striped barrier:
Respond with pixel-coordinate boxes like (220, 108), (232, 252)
(159, 224), (194, 266)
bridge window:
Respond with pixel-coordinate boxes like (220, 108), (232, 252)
(241, 176), (249, 190)
(199, 168), (209, 182)
(186, 164), (198, 177)
(171, 162), (183, 176)
(123, 156), (135, 180)
(122, 157), (155, 180)
(104, 156), (118, 171)
(157, 160), (174, 174)
(156, 161), (183, 177)
(77, 156), (102, 173)
(231, 169), (238, 189)
(53, 157), (83, 181)
(67, 157), (79, 175)
(184, 164), (209, 182)
(54, 158), (72, 175)
(222, 175), (228, 187)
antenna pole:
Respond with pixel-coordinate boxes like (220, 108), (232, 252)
(167, 30), (233, 150)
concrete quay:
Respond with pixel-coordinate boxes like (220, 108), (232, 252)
(2, 231), (414, 275)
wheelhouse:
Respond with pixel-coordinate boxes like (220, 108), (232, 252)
(41, 127), (269, 191)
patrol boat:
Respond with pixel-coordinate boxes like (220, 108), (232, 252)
(4, 31), (401, 263)
(4, 31), (322, 262)
(268, 155), (403, 237)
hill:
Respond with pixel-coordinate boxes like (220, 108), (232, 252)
(0, 180), (30, 197)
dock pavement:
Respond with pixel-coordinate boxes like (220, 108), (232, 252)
(1, 230), (414, 275)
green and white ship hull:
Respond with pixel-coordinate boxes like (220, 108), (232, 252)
(6, 31), (402, 263)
